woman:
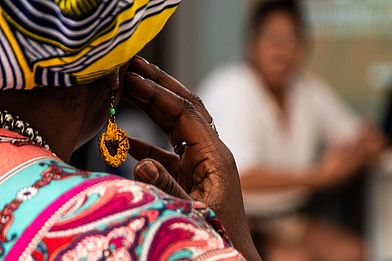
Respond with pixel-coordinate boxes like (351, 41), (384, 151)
(0, 1), (261, 260)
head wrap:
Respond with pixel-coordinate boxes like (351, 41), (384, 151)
(0, 0), (180, 90)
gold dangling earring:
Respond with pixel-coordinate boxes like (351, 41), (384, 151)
(98, 91), (130, 168)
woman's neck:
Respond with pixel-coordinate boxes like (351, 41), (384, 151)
(0, 96), (84, 163)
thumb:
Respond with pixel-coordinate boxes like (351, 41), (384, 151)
(134, 159), (191, 200)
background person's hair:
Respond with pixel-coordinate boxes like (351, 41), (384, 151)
(247, 0), (307, 41)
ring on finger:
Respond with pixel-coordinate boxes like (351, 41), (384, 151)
(210, 118), (219, 136)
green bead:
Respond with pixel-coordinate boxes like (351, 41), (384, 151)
(109, 108), (116, 117)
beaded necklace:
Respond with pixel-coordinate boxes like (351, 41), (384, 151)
(0, 110), (51, 151)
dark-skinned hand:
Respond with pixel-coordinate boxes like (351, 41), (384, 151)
(121, 56), (262, 261)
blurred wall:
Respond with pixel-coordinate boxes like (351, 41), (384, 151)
(162, 0), (251, 88)
(306, 0), (392, 119)
(309, 37), (392, 119)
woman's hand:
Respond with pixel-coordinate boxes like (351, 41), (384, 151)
(311, 124), (387, 189)
(121, 56), (261, 261)
(310, 142), (365, 189)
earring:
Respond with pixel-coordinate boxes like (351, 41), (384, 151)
(98, 92), (130, 168)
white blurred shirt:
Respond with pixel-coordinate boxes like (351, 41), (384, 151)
(199, 62), (361, 216)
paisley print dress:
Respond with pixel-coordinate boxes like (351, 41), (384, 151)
(0, 129), (244, 260)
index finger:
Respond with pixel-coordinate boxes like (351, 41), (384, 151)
(123, 72), (216, 146)
(129, 56), (212, 121)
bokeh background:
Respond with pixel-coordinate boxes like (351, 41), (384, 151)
(160, 0), (392, 119)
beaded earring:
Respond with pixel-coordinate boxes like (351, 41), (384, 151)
(98, 93), (130, 168)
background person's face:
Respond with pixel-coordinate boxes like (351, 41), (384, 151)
(251, 11), (304, 89)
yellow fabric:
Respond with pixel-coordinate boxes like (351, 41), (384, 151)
(0, 0), (180, 90)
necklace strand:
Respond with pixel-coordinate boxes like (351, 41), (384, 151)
(0, 110), (51, 151)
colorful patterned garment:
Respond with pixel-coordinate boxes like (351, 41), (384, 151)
(0, 0), (180, 90)
(0, 128), (245, 260)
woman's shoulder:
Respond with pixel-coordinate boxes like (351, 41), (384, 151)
(198, 62), (260, 113)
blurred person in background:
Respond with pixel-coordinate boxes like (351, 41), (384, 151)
(199, 0), (386, 260)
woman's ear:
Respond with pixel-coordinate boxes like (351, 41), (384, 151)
(105, 62), (131, 105)
(108, 61), (131, 91)
(106, 68), (121, 91)
(102, 68), (121, 108)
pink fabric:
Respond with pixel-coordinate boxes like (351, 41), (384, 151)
(5, 175), (120, 261)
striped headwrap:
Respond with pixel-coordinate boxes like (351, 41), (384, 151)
(0, 0), (180, 90)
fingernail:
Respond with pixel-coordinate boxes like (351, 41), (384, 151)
(136, 56), (150, 64)
(129, 72), (145, 80)
(136, 161), (159, 183)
